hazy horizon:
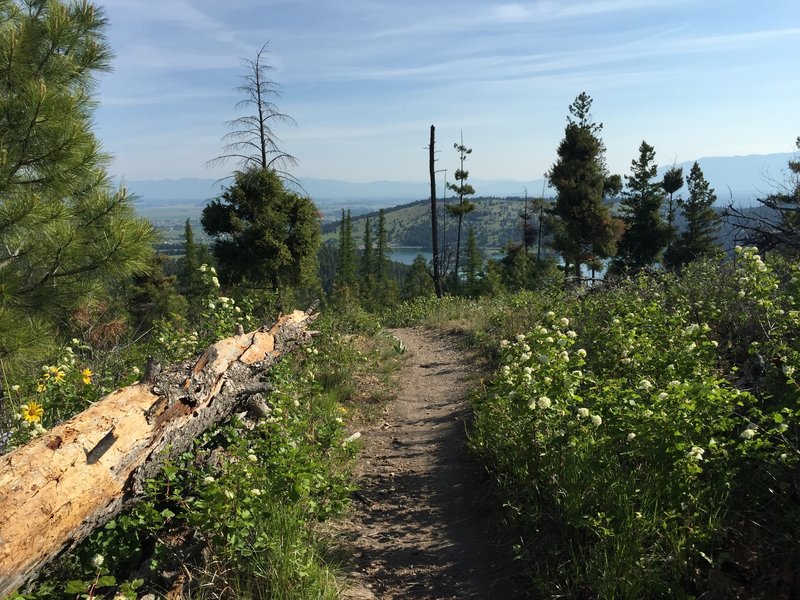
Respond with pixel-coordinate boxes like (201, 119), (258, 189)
(95, 1), (799, 185)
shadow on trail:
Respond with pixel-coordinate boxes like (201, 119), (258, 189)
(343, 328), (533, 600)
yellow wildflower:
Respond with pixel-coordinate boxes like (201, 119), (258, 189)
(81, 368), (93, 385)
(21, 401), (44, 423)
(49, 366), (65, 383)
(36, 381), (47, 393)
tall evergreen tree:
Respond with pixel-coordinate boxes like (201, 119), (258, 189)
(334, 209), (358, 293)
(613, 141), (669, 272)
(446, 132), (476, 280)
(662, 165), (684, 257)
(665, 162), (720, 268)
(360, 217), (374, 298)
(201, 168), (320, 302)
(0, 0), (153, 371)
(375, 209), (391, 287)
(464, 226), (483, 296)
(178, 219), (199, 296)
(546, 92), (622, 278)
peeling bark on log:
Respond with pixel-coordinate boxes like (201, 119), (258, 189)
(0, 310), (317, 597)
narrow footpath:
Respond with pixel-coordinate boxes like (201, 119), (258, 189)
(340, 327), (526, 600)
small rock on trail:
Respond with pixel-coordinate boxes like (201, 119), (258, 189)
(339, 327), (527, 600)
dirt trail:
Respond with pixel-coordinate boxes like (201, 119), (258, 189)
(340, 327), (525, 600)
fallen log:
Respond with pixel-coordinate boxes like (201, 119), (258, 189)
(0, 310), (317, 597)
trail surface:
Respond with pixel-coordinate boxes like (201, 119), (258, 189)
(340, 327), (524, 600)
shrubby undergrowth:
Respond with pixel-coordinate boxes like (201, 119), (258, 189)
(463, 249), (800, 597)
(2, 267), (402, 599)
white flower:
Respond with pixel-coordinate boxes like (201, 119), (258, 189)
(247, 454), (258, 462)
(546, 336), (554, 344)
(559, 351), (569, 362)
(203, 476), (215, 484)
(591, 414), (602, 427)
(668, 380), (682, 388)
(783, 365), (796, 378)
(740, 428), (756, 440)
(658, 392), (669, 401)
(627, 432), (636, 441)
(516, 334), (526, 343)
(208, 302), (216, 310)
(499, 339), (510, 348)
(686, 342), (697, 352)
(567, 330), (577, 339)
(546, 311), (555, 319)
(10, 384), (19, 392)
(211, 276), (220, 288)
(538, 327), (549, 335)
(344, 431), (362, 444)
(199, 264), (207, 272)
(577, 407), (590, 418)
(132, 366), (140, 375)
(537, 396), (552, 410)
(224, 490), (235, 499)
(523, 366), (532, 375)
(91, 554), (104, 569)
(250, 488), (262, 496)
(527, 398), (537, 410)
(638, 379), (653, 392)
(688, 446), (705, 461)
(560, 317), (570, 327)
(571, 370), (583, 378)
(576, 349), (587, 358)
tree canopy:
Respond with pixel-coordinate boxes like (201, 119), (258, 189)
(201, 168), (320, 298)
(547, 92), (622, 278)
(0, 0), (153, 370)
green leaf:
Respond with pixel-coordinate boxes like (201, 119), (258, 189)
(96, 575), (117, 587)
(64, 580), (88, 594)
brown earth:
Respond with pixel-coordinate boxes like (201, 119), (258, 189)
(338, 327), (530, 600)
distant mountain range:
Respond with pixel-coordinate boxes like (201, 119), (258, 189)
(123, 152), (795, 223)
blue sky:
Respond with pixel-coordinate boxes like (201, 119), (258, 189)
(95, 0), (800, 184)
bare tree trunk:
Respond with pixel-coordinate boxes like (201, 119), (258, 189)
(429, 125), (443, 298)
(0, 311), (316, 597)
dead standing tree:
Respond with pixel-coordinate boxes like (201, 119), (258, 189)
(208, 42), (298, 184)
(0, 311), (316, 597)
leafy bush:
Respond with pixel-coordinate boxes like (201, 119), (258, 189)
(471, 250), (800, 597)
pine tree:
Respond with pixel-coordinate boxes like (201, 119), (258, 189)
(613, 141), (670, 272)
(0, 0), (154, 371)
(446, 132), (476, 280)
(201, 168), (320, 303)
(402, 255), (433, 300)
(360, 217), (374, 299)
(375, 209), (391, 287)
(547, 92), (621, 278)
(464, 226), (483, 296)
(209, 43), (297, 182)
(178, 219), (199, 296)
(666, 162), (720, 268)
(662, 165), (684, 257)
(334, 209), (358, 294)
